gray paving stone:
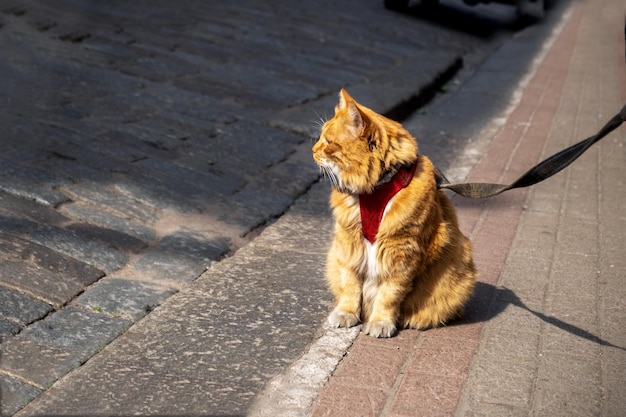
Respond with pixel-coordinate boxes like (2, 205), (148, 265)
(29, 140), (136, 183)
(0, 233), (104, 287)
(0, 179), (70, 208)
(480, 327), (541, 361)
(0, 191), (69, 225)
(533, 352), (602, 417)
(60, 202), (155, 244)
(0, 286), (52, 326)
(541, 323), (604, 358)
(134, 157), (245, 197)
(550, 253), (599, 296)
(157, 230), (230, 261)
(73, 278), (177, 322)
(229, 188), (295, 229)
(111, 117), (193, 149)
(0, 214), (38, 236)
(130, 249), (208, 285)
(28, 225), (128, 273)
(122, 83), (240, 125)
(602, 348), (626, 416)
(255, 184), (331, 256)
(117, 53), (196, 82)
(0, 261), (84, 309)
(498, 256), (551, 302)
(270, 50), (461, 137)
(465, 354), (537, 409)
(1, 336), (85, 389)
(462, 403), (529, 417)
(21, 306), (131, 356)
(66, 223), (148, 255)
(61, 180), (159, 223)
(113, 180), (201, 213)
(192, 60), (319, 107)
(86, 128), (176, 165)
(0, 374), (41, 417)
(246, 144), (322, 201)
(0, 319), (20, 339)
(557, 220), (599, 255)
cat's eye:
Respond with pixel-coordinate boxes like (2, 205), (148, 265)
(323, 136), (332, 145)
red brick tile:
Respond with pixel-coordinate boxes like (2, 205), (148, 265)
(310, 385), (387, 417)
(329, 336), (415, 391)
(356, 328), (420, 350)
(388, 372), (465, 417)
(409, 334), (478, 378)
(424, 320), (484, 343)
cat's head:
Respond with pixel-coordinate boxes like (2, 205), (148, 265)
(312, 89), (418, 194)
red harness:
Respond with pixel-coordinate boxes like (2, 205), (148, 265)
(358, 160), (418, 243)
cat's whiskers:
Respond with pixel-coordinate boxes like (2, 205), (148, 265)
(321, 165), (339, 189)
(312, 110), (328, 135)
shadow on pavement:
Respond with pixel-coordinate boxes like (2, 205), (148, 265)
(454, 282), (626, 352)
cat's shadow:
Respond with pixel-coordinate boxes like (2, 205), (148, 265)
(444, 282), (626, 352)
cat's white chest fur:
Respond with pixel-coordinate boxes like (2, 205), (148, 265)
(362, 239), (380, 280)
(361, 239), (379, 315)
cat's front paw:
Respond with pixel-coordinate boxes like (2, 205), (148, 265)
(328, 307), (360, 328)
(364, 320), (397, 338)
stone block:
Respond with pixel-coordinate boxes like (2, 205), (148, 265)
(157, 230), (230, 261)
(61, 181), (160, 224)
(0, 374), (41, 417)
(0, 178), (70, 207)
(465, 353), (537, 409)
(311, 385), (386, 417)
(61, 201), (155, 244)
(0, 286), (52, 326)
(0, 214), (39, 235)
(66, 223), (148, 254)
(0, 261), (84, 308)
(28, 226), (127, 273)
(130, 249), (208, 285)
(0, 191), (69, 225)
(0, 233), (104, 287)
(73, 278), (177, 321)
(20, 306), (131, 358)
(0, 319), (21, 339)
(1, 336), (83, 389)
(113, 173), (207, 213)
(392, 372), (464, 417)
(533, 352), (602, 416)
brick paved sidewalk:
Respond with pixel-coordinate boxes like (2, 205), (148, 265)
(309, 0), (626, 415)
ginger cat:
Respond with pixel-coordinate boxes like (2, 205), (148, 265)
(312, 89), (476, 338)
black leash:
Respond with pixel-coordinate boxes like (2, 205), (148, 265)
(436, 104), (626, 198)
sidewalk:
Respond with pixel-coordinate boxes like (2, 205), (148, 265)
(306, 0), (626, 416)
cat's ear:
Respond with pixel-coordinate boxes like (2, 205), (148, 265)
(346, 102), (364, 135)
(337, 89), (365, 135)
(337, 88), (353, 110)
